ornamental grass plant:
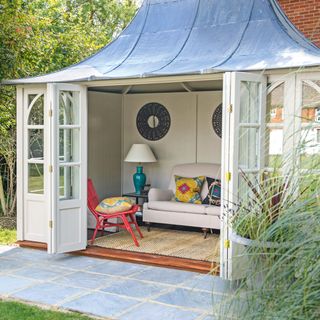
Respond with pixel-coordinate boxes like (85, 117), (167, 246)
(217, 130), (320, 320)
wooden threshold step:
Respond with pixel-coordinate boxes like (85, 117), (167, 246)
(16, 240), (219, 275)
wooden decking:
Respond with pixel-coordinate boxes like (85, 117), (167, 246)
(16, 240), (218, 274)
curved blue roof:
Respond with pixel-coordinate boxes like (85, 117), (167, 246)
(6, 0), (320, 84)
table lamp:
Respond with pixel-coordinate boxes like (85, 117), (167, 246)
(124, 144), (157, 194)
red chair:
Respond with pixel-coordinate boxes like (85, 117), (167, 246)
(87, 179), (143, 246)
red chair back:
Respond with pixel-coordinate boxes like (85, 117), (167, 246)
(88, 179), (100, 219)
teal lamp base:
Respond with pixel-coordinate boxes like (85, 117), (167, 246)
(133, 166), (146, 195)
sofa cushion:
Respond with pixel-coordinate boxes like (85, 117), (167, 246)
(174, 175), (205, 204)
(168, 163), (221, 199)
(147, 201), (207, 214)
(202, 177), (221, 206)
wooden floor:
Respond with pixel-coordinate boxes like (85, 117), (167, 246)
(16, 241), (218, 274)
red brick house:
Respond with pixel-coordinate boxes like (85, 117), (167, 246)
(279, 0), (320, 47)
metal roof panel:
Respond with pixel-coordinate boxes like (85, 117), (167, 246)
(5, 0), (320, 84)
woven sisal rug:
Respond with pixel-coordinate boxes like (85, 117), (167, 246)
(93, 226), (220, 262)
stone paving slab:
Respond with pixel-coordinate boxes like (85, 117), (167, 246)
(0, 245), (230, 320)
(87, 260), (151, 277)
(118, 302), (203, 320)
(0, 274), (37, 295)
(12, 283), (86, 305)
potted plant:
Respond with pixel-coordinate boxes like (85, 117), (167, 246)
(217, 167), (319, 319)
(225, 167), (317, 283)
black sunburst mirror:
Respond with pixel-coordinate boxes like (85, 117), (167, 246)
(212, 103), (222, 138)
(136, 103), (171, 141)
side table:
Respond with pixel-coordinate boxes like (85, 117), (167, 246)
(122, 192), (149, 225)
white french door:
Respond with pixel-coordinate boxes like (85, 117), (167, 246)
(221, 72), (267, 279)
(47, 83), (87, 254)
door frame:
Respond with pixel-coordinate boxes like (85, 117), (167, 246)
(16, 85), (49, 242)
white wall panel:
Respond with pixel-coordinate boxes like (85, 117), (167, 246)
(197, 92), (223, 164)
(87, 92), (122, 228)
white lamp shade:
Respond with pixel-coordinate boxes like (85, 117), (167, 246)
(124, 144), (157, 163)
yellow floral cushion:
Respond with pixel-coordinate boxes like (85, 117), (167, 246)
(174, 175), (205, 204)
(95, 197), (133, 214)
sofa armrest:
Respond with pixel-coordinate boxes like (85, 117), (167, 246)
(148, 188), (174, 202)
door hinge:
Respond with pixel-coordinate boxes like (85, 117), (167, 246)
(224, 239), (230, 248)
(49, 109), (53, 117)
(49, 165), (53, 173)
(225, 172), (231, 182)
(49, 220), (53, 229)
(227, 104), (233, 113)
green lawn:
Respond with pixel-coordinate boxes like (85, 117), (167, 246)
(0, 228), (16, 245)
(0, 300), (95, 320)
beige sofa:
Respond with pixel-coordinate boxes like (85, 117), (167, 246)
(143, 163), (221, 232)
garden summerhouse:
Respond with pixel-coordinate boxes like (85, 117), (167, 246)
(4, 0), (320, 279)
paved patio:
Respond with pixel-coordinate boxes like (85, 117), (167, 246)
(0, 245), (233, 320)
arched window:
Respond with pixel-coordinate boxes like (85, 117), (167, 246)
(26, 94), (44, 194)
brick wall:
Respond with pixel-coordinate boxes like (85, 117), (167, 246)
(278, 0), (320, 47)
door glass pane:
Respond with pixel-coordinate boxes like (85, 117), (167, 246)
(28, 94), (37, 105)
(59, 91), (80, 125)
(28, 129), (44, 160)
(266, 128), (283, 167)
(239, 127), (259, 169)
(300, 128), (320, 169)
(28, 94), (44, 125)
(28, 163), (44, 194)
(265, 83), (284, 167)
(240, 81), (260, 123)
(59, 166), (80, 200)
(238, 173), (257, 201)
(266, 83), (284, 123)
(59, 128), (80, 163)
(300, 81), (320, 169)
(302, 80), (320, 123)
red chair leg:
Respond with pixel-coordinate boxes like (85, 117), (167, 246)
(121, 214), (139, 247)
(92, 218), (105, 245)
(129, 213), (143, 239)
(91, 220), (100, 245)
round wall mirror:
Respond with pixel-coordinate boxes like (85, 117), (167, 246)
(212, 103), (222, 138)
(136, 102), (171, 141)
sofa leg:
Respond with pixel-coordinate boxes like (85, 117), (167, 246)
(202, 228), (208, 239)
(146, 222), (151, 232)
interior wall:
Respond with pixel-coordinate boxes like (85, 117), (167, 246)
(123, 91), (222, 192)
(197, 92), (222, 163)
(87, 91), (122, 228)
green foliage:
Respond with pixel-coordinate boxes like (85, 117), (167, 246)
(0, 228), (16, 244)
(0, 300), (95, 319)
(0, 0), (137, 79)
(219, 136), (320, 319)
(0, 0), (137, 217)
(218, 191), (320, 320)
